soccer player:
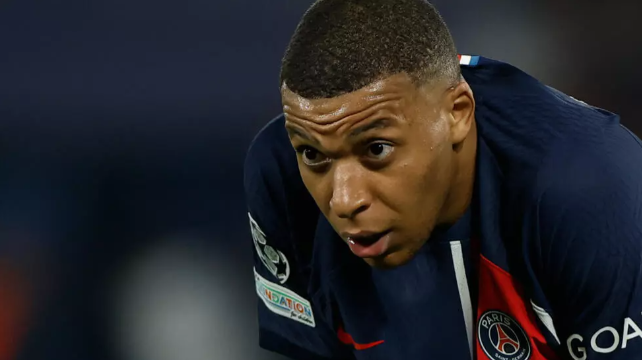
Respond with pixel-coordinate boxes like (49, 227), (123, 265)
(244, 0), (642, 359)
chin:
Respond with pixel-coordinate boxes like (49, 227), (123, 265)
(365, 248), (416, 269)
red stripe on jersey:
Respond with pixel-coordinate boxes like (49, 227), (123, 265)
(476, 255), (558, 360)
(337, 325), (385, 350)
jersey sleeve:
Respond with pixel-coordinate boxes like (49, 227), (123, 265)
(534, 126), (642, 360)
(243, 116), (352, 360)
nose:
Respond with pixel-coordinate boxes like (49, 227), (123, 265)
(329, 163), (371, 219)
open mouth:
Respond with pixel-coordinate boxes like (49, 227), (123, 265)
(346, 230), (391, 258)
(350, 231), (388, 246)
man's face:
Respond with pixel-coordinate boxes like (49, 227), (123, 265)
(282, 74), (474, 269)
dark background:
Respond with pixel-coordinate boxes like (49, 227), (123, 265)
(0, 0), (639, 359)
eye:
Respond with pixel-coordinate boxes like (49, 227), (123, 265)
(296, 146), (329, 167)
(366, 142), (394, 160)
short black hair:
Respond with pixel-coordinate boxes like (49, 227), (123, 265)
(280, 0), (460, 99)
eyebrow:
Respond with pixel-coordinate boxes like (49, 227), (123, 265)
(285, 125), (320, 144)
(349, 118), (391, 138)
(285, 118), (391, 143)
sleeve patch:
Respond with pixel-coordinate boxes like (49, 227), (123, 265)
(249, 212), (290, 283)
(254, 267), (315, 328)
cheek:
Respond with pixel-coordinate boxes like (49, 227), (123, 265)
(412, 120), (452, 192)
(379, 140), (451, 222)
(377, 154), (437, 211)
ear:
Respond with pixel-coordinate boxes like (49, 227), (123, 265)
(446, 81), (475, 146)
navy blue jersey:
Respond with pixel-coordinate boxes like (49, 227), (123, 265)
(244, 56), (642, 360)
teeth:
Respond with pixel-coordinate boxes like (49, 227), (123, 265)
(351, 234), (380, 245)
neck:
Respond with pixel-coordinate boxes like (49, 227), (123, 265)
(438, 120), (478, 226)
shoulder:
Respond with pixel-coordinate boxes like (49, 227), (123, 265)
(525, 122), (642, 300)
(468, 56), (626, 176)
(243, 114), (320, 284)
(522, 125), (642, 357)
(509, 112), (642, 280)
(244, 114), (298, 193)
(244, 117), (348, 359)
(533, 123), (642, 218)
(533, 124), (642, 268)
(244, 114), (312, 225)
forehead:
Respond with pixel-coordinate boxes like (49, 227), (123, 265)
(281, 74), (418, 126)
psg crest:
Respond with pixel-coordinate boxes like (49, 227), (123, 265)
(478, 310), (531, 360)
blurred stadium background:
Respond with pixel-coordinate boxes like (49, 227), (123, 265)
(0, 0), (639, 359)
